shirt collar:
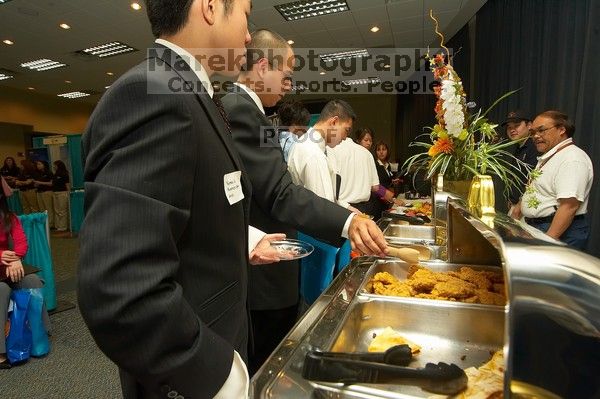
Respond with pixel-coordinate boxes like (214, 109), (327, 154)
(155, 39), (213, 98)
(233, 82), (265, 115)
(306, 127), (327, 153)
(377, 159), (389, 167)
(538, 137), (573, 161)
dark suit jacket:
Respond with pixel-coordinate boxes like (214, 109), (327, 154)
(78, 45), (252, 399)
(221, 89), (351, 310)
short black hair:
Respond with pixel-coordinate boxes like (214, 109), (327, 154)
(278, 101), (310, 127)
(538, 110), (575, 137)
(145, 0), (234, 38)
(317, 100), (356, 123)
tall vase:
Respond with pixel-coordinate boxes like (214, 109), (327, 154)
(467, 174), (496, 217)
(443, 179), (472, 200)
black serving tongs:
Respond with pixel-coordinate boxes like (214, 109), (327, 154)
(302, 346), (468, 395)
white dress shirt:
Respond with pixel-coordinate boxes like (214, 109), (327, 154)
(156, 38), (249, 399)
(230, 82), (355, 238)
(521, 138), (593, 218)
(327, 138), (380, 208)
(287, 128), (337, 202)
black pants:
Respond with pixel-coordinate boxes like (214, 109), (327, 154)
(249, 303), (298, 376)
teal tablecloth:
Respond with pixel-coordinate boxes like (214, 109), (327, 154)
(17, 213), (57, 311)
(70, 190), (84, 233)
(7, 191), (23, 215)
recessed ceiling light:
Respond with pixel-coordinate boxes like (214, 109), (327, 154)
(106, 72), (113, 76)
(130, 2), (141, 10)
(21, 58), (68, 71)
(384, 64), (390, 69)
(275, 0), (349, 21)
(27, 87), (35, 90)
(341, 77), (381, 86)
(105, 85), (111, 89)
(319, 71), (326, 75)
(3, 39), (13, 45)
(287, 39), (295, 45)
(0, 73), (14, 81)
(319, 49), (369, 63)
(0, 0), (15, 4)
(58, 91), (90, 99)
(77, 41), (137, 58)
(370, 26), (380, 33)
(65, 80), (72, 83)
(59, 23), (71, 30)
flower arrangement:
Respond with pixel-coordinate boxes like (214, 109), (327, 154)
(403, 12), (527, 195)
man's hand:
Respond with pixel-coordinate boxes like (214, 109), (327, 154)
(509, 202), (522, 220)
(6, 259), (24, 283)
(348, 217), (388, 257)
(249, 233), (289, 265)
(1, 250), (20, 265)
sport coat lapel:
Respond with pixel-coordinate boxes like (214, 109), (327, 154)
(149, 45), (252, 200)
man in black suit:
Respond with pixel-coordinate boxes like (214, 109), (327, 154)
(77, 1), (282, 397)
(221, 29), (389, 374)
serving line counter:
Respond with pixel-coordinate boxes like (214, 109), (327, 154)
(250, 191), (600, 398)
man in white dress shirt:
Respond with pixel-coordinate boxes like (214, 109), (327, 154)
(287, 99), (357, 208)
(512, 110), (593, 250)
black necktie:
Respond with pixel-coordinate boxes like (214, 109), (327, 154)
(212, 95), (231, 134)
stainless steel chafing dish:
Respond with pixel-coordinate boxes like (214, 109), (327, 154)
(251, 190), (600, 398)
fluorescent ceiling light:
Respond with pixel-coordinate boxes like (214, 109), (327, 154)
(59, 23), (71, 29)
(0, 0), (15, 4)
(319, 49), (369, 63)
(3, 39), (13, 45)
(341, 77), (381, 86)
(21, 58), (68, 71)
(130, 2), (142, 10)
(287, 40), (295, 45)
(0, 73), (14, 80)
(78, 41), (137, 58)
(275, 0), (349, 21)
(58, 91), (90, 99)
(370, 26), (380, 33)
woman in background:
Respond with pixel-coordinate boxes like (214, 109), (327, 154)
(0, 177), (48, 368)
(52, 161), (70, 233)
(33, 161), (54, 229)
(375, 141), (400, 193)
(0, 157), (20, 188)
(15, 160), (39, 214)
(355, 127), (374, 152)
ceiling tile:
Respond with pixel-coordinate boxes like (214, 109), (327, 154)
(386, 0), (423, 20)
(318, 12), (356, 29)
(287, 17), (327, 33)
(249, 6), (285, 26)
(351, 5), (389, 25)
(346, 0), (387, 11)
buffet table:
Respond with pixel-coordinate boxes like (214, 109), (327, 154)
(250, 192), (600, 398)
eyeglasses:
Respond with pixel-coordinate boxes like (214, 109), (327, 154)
(528, 125), (557, 136)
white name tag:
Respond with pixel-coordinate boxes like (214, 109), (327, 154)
(224, 171), (245, 205)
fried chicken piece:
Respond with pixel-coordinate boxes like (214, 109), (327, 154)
(492, 283), (505, 294)
(370, 272), (414, 297)
(476, 289), (506, 306)
(406, 264), (423, 279)
(407, 269), (438, 292)
(431, 279), (476, 299)
(480, 270), (504, 284)
(458, 267), (492, 290)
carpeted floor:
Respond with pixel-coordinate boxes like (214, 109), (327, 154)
(0, 235), (122, 398)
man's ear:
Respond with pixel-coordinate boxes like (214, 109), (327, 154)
(256, 58), (269, 77)
(330, 115), (339, 126)
(199, 0), (217, 25)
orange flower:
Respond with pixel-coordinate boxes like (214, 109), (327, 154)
(433, 66), (448, 79)
(433, 85), (442, 98)
(428, 137), (454, 157)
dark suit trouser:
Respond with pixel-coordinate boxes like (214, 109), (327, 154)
(249, 303), (298, 376)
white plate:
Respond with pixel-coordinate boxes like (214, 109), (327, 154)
(270, 239), (314, 260)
